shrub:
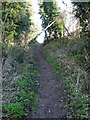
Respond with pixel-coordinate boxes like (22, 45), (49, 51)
(2, 43), (9, 58)
(10, 45), (25, 64)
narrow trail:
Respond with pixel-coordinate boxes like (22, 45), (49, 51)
(32, 44), (71, 118)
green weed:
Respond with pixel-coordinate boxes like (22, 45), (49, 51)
(4, 102), (25, 118)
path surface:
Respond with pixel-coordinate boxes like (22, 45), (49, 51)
(32, 44), (71, 118)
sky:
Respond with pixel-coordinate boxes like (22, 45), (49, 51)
(31, 0), (76, 43)
(31, 0), (42, 30)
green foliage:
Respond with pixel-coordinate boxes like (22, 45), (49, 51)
(45, 56), (61, 74)
(16, 71), (39, 92)
(10, 45), (25, 64)
(14, 61), (39, 112)
(2, 1), (40, 118)
(4, 60), (39, 117)
(39, 1), (65, 40)
(2, 1), (32, 44)
(69, 39), (89, 71)
(72, 2), (90, 36)
(70, 94), (89, 117)
(4, 102), (25, 118)
(3, 44), (40, 117)
(71, 2), (90, 67)
(15, 90), (38, 110)
(2, 42), (10, 58)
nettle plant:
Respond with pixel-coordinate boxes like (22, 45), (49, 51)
(4, 102), (25, 119)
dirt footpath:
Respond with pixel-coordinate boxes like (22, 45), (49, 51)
(32, 44), (72, 118)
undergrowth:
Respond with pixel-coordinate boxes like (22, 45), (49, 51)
(3, 43), (40, 119)
(42, 38), (90, 118)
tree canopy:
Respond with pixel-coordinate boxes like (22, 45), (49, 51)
(39, 0), (65, 39)
(1, 1), (32, 44)
(72, 2), (90, 36)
